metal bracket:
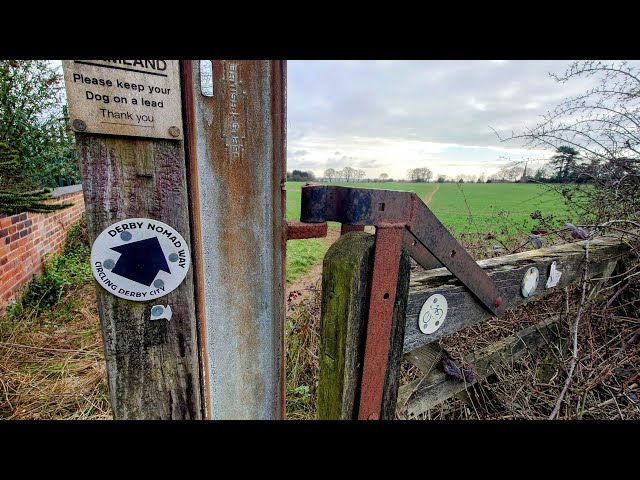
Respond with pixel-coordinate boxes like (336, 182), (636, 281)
(300, 185), (505, 316)
(297, 184), (506, 420)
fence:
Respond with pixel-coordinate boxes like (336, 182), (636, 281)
(317, 231), (631, 419)
(0, 184), (85, 314)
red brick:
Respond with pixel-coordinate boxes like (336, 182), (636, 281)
(11, 213), (27, 225)
(0, 270), (13, 285)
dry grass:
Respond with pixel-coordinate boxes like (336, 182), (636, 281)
(285, 279), (322, 419)
(0, 285), (111, 419)
(399, 240), (640, 420)
(2, 216), (637, 420)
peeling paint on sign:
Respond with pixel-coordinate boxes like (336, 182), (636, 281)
(521, 266), (539, 298)
(546, 261), (562, 288)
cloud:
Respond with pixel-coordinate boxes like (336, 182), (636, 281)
(287, 149), (308, 158)
(286, 60), (640, 178)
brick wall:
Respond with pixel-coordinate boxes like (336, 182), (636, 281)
(0, 185), (85, 314)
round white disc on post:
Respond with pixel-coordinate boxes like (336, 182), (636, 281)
(90, 218), (190, 301)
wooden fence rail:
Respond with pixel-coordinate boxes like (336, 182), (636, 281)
(317, 232), (632, 420)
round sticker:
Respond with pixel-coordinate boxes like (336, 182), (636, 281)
(418, 294), (448, 334)
(90, 218), (190, 301)
(521, 266), (539, 298)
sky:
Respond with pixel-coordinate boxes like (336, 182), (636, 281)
(285, 60), (625, 180)
(52, 60), (636, 181)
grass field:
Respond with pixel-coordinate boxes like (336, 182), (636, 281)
(286, 181), (571, 232)
(285, 186), (329, 284)
(285, 181), (573, 282)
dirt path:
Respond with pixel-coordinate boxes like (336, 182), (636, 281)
(286, 184), (441, 305)
(286, 226), (340, 301)
(424, 183), (440, 205)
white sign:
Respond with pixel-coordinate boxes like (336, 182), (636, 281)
(521, 266), (539, 298)
(418, 294), (448, 334)
(90, 218), (190, 301)
(62, 60), (183, 140)
(546, 262), (562, 288)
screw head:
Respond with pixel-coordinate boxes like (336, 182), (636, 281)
(72, 119), (86, 131)
(169, 126), (180, 137)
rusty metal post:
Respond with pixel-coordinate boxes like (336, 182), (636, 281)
(341, 224), (365, 235)
(357, 223), (404, 420)
(185, 60), (286, 419)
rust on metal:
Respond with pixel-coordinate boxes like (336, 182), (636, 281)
(340, 224), (365, 235)
(190, 60), (286, 419)
(402, 229), (442, 271)
(357, 223), (404, 420)
(286, 220), (327, 240)
(300, 184), (507, 317)
(180, 60), (210, 419)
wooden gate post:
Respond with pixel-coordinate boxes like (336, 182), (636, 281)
(64, 60), (202, 419)
(317, 232), (411, 420)
(184, 60), (287, 419)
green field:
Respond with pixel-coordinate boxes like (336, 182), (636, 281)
(287, 182), (576, 283)
(285, 181), (573, 283)
(427, 183), (572, 235)
(287, 181), (571, 231)
(285, 184), (329, 284)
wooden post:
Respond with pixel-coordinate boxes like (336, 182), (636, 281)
(75, 111), (202, 417)
(317, 232), (410, 420)
(184, 60), (286, 419)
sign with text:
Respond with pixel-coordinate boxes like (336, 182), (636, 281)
(90, 217), (191, 301)
(62, 60), (183, 140)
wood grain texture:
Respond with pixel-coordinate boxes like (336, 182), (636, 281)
(403, 235), (631, 353)
(404, 344), (446, 375)
(77, 135), (201, 419)
(397, 315), (562, 418)
(316, 232), (410, 420)
(317, 233), (373, 420)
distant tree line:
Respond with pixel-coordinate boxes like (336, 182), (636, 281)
(286, 169), (316, 182)
(288, 145), (594, 185)
(323, 166), (368, 182)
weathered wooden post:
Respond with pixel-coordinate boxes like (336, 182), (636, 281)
(63, 60), (202, 419)
(317, 232), (411, 420)
(64, 60), (286, 419)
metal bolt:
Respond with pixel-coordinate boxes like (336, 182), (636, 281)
(73, 119), (87, 131)
(169, 126), (180, 137)
(495, 296), (503, 308)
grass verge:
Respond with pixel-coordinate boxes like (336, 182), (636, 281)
(0, 216), (111, 419)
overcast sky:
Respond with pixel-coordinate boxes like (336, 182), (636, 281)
(286, 60), (628, 180)
(53, 60), (636, 180)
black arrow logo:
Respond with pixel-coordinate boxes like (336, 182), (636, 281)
(110, 237), (171, 286)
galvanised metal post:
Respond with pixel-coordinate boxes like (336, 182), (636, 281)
(183, 60), (287, 419)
